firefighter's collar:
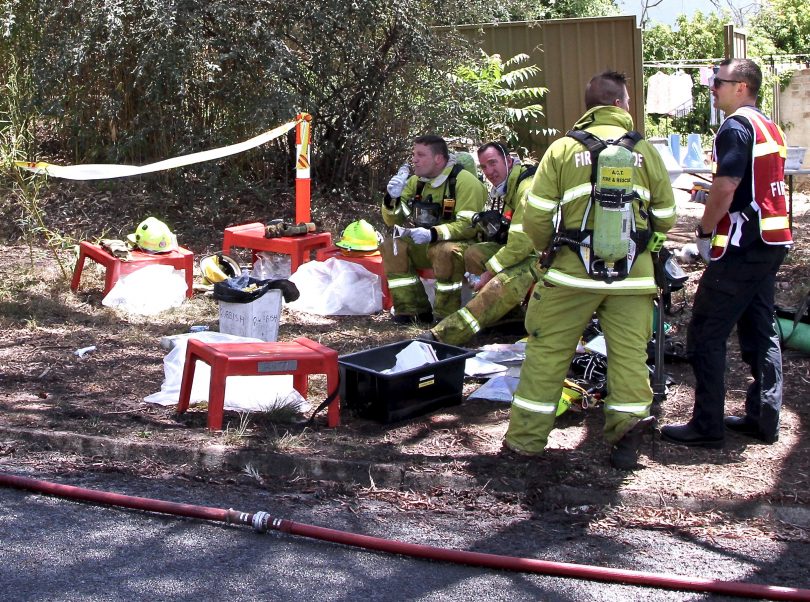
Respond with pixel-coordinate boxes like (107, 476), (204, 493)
(572, 105), (634, 132)
(418, 156), (457, 187)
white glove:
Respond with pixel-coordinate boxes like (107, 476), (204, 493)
(403, 227), (432, 245)
(695, 236), (712, 263)
(387, 163), (410, 199)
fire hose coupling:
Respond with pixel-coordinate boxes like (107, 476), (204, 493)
(251, 511), (283, 533)
(252, 511), (271, 532)
(265, 219), (317, 239)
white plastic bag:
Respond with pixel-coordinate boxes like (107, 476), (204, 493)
(143, 331), (307, 412)
(251, 252), (291, 280)
(287, 258), (382, 315)
(102, 265), (187, 315)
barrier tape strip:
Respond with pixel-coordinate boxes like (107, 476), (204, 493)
(15, 118), (300, 181)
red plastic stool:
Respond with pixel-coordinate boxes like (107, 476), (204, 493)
(315, 245), (392, 310)
(176, 337), (340, 431)
(71, 241), (194, 297)
(222, 222), (332, 274)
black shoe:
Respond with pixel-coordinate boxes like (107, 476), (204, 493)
(724, 416), (778, 444)
(610, 416), (656, 470)
(392, 311), (433, 325)
(660, 423), (725, 449)
(416, 330), (437, 342)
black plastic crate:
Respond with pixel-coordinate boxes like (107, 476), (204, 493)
(339, 340), (476, 423)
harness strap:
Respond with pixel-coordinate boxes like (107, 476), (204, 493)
(412, 163), (464, 213)
(516, 164), (538, 185)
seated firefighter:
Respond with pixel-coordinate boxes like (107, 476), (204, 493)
(421, 142), (537, 345)
(380, 135), (488, 324)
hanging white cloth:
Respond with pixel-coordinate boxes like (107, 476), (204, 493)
(669, 71), (694, 117)
(699, 66), (714, 86)
(646, 71), (672, 114)
(646, 71), (694, 117)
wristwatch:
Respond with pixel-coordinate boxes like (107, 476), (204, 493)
(695, 224), (712, 239)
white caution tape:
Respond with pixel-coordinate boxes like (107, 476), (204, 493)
(15, 118), (299, 180)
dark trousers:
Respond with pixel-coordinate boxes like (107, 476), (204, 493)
(687, 245), (787, 439)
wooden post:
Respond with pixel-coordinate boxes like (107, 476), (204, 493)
(295, 112), (312, 223)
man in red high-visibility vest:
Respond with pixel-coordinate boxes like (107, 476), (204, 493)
(662, 58), (792, 449)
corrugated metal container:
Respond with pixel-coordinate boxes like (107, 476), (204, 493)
(443, 16), (644, 157)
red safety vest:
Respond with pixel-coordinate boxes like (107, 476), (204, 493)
(710, 106), (792, 260)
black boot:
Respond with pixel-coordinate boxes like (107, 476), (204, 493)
(391, 311), (433, 325)
(660, 423), (725, 448)
(724, 416), (778, 444)
(610, 416), (657, 470)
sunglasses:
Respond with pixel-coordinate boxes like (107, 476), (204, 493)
(711, 77), (744, 88)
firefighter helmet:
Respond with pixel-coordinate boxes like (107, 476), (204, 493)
(200, 253), (241, 284)
(127, 217), (177, 253)
(335, 219), (380, 251)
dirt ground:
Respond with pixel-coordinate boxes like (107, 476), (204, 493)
(1, 179), (809, 512)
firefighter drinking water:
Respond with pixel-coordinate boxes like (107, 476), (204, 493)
(380, 135), (487, 324)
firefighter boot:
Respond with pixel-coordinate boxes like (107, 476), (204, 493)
(610, 416), (656, 470)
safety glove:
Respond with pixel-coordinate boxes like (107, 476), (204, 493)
(402, 227), (433, 245)
(387, 163), (410, 199)
(694, 224), (712, 263)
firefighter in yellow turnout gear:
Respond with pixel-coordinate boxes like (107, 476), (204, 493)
(504, 71), (676, 469)
(426, 142), (537, 345)
(381, 135), (487, 323)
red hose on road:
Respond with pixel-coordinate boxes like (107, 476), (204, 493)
(2, 471), (808, 601)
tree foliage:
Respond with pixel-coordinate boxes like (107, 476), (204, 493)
(470, 0), (619, 22)
(450, 52), (548, 152)
(0, 0), (496, 189)
(751, 0), (810, 55)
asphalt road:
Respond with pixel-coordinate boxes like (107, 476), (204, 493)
(1, 469), (808, 601)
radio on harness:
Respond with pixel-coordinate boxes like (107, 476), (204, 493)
(408, 163), (466, 228)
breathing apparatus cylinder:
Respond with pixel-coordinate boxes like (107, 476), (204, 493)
(592, 145), (634, 266)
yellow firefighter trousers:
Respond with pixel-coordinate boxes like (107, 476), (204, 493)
(506, 283), (655, 453)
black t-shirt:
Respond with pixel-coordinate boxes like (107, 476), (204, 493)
(715, 114), (754, 213)
(714, 112), (762, 251)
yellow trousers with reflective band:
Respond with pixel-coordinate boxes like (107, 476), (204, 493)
(506, 284), (655, 454)
(432, 247), (535, 345)
(380, 238), (467, 318)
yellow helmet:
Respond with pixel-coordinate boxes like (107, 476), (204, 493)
(200, 253), (241, 284)
(336, 219), (380, 251)
(127, 217), (177, 253)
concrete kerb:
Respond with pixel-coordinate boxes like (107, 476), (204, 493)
(2, 425), (809, 528)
